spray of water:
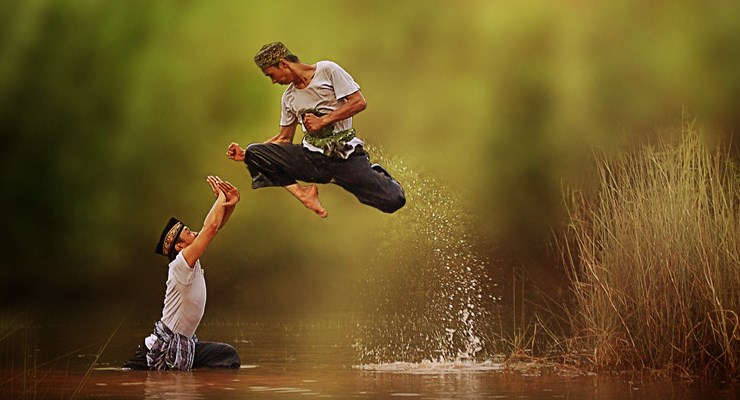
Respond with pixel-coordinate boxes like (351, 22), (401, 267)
(354, 146), (500, 366)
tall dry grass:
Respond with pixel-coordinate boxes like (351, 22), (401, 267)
(562, 120), (739, 379)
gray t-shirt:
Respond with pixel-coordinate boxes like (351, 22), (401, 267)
(159, 252), (206, 338)
(280, 60), (364, 155)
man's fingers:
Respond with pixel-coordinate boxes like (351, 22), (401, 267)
(206, 178), (219, 193)
(226, 143), (239, 158)
(217, 182), (235, 192)
(207, 176), (224, 195)
(207, 176), (237, 198)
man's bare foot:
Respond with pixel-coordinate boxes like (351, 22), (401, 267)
(302, 185), (328, 218)
(286, 184), (328, 218)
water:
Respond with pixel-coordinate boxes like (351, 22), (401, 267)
(0, 316), (736, 399)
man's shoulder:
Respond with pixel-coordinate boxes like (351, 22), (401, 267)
(281, 83), (297, 98)
(316, 60), (345, 73)
(168, 252), (202, 286)
(169, 251), (201, 271)
(316, 60), (338, 67)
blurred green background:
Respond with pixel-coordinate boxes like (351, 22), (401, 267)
(1, 0), (739, 318)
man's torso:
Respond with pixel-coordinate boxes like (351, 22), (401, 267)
(281, 60), (364, 154)
(160, 252), (206, 338)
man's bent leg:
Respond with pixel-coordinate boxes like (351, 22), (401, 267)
(244, 143), (330, 188)
(245, 144), (333, 216)
(192, 341), (240, 369)
(332, 148), (406, 213)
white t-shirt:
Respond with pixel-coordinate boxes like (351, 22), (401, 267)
(280, 60), (364, 155)
(159, 252), (206, 338)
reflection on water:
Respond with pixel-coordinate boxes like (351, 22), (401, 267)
(142, 372), (203, 400)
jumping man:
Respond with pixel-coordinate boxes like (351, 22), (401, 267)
(226, 42), (405, 218)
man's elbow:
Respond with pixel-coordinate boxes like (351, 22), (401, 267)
(201, 222), (220, 238)
(356, 98), (367, 112)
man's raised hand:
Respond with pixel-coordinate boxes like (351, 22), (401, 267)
(210, 176), (240, 207)
(226, 143), (245, 161)
(207, 176), (226, 199)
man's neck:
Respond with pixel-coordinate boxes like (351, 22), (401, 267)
(291, 62), (317, 89)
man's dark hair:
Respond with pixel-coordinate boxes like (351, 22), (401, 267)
(266, 54), (299, 70)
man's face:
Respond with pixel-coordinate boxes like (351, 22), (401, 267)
(177, 226), (198, 249)
(263, 62), (292, 85)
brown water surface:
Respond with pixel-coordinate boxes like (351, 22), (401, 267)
(0, 314), (736, 399)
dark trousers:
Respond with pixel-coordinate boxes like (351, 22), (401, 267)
(122, 341), (240, 370)
(244, 144), (406, 213)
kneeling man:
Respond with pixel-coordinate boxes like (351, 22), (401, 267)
(123, 176), (241, 371)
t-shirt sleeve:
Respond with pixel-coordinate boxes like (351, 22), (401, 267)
(280, 91), (297, 127)
(170, 252), (197, 286)
(327, 61), (360, 100)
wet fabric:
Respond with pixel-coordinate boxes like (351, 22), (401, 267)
(145, 320), (197, 371)
(244, 143), (406, 213)
(122, 333), (241, 371)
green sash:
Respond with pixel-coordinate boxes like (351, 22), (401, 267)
(300, 109), (356, 159)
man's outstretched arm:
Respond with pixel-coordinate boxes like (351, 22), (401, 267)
(207, 176), (239, 229)
(181, 178), (228, 267)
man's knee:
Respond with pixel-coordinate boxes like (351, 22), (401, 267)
(368, 163), (406, 213)
(244, 143), (265, 163)
(223, 344), (241, 368)
(216, 342), (240, 366)
(379, 187), (406, 213)
(196, 342), (241, 369)
(244, 143), (279, 175)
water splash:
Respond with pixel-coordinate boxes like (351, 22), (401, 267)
(355, 146), (499, 365)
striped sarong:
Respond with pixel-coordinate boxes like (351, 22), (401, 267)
(145, 320), (198, 371)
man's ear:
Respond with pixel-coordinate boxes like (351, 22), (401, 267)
(175, 242), (185, 252)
